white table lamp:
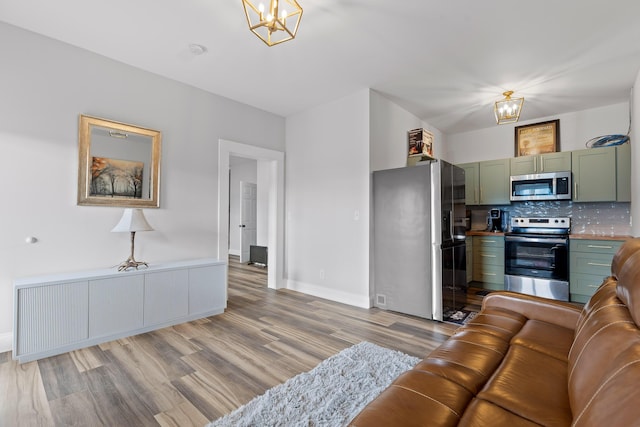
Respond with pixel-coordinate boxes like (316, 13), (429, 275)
(111, 208), (154, 271)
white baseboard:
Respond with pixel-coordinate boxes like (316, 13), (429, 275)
(0, 332), (12, 353)
(228, 249), (241, 256)
(287, 280), (371, 309)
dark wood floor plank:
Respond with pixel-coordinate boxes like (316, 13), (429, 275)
(83, 365), (159, 427)
(37, 353), (87, 401)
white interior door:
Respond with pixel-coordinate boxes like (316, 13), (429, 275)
(239, 181), (257, 263)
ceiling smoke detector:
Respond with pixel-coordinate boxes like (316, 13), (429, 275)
(188, 43), (208, 55)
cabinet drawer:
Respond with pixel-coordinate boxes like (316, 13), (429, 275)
(473, 236), (505, 249)
(571, 253), (614, 276)
(570, 272), (607, 298)
(473, 263), (504, 286)
(570, 239), (623, 256)
(474, 247), (504, 266)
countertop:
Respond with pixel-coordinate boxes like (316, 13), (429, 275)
(567, 234), (631, 241)
(466, 230), (631, 241)
(467, 230), (505, 236)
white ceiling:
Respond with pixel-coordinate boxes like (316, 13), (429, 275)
(2, 0), (640, 134)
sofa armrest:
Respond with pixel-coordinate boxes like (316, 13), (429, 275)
(482, 291), (581, 330)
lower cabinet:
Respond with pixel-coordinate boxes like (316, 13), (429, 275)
(569, 239), (623, 303)
(13, 259), (227, 363)
(472, 235), (505, 290)
(90, 275), (145, 338)
(466, 238), (473, 283)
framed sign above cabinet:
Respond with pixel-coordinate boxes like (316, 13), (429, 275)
(514, 119), (559, 157)
(77, 115), (161, 208)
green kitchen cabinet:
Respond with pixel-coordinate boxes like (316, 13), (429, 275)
(616, 144), (631, 202)
(569, 239), (624, 303)
(466, 238), (473, 283)
(458, 159), (510, 206)
(571, 147), (616, 202)
(459, 162), (480, 205)
(472, 235), (505, 290)
(479, 159), (511, 205)
(510, 151), (572, 176)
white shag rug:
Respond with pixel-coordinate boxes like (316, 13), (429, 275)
(206, 341), (420, 427)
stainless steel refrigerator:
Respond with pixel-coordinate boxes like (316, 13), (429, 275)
(372, 160), (467, 322)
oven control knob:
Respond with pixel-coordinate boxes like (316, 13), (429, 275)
(555, 219), (559, 223)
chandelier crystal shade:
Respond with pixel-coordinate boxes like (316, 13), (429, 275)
(241, 0), (303, 46)
(494, 91), (524, 125)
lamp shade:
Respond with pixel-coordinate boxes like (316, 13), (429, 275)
(111, 209), (153, 233)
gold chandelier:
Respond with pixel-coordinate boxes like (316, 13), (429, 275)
(241, 0), (303, 46)
(494, 91), (524, 125)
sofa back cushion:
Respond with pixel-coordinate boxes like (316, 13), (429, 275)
(613, 240), (640, 327)
(567, 238), (640, 426)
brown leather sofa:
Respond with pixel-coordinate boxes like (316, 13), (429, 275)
(350, 238), (640, 426)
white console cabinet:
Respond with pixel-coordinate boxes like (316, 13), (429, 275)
(13, 259), (226, 363)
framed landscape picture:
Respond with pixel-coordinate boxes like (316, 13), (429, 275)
(514, 119), (560, 157)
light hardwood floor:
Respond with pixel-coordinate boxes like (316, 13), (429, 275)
(0, 257), (464, 427)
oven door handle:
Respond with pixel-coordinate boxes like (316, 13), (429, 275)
(505, 236), (567, 244)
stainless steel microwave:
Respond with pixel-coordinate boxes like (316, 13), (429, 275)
(510, 171), (572, 201)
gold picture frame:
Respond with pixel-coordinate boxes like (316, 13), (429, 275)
(78, 115), (161, 208)
(514, 119), (560, 157)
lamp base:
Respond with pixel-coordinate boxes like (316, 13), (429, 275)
(117, 256), (149, 272)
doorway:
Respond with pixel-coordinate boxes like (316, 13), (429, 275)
(217, 139), (285, 290)
(239, 181), (258, 263)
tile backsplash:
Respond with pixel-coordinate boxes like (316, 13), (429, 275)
(470, 201), (631, 236)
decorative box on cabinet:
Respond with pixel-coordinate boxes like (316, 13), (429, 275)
(569, 239), (623, 303)
(472, 235), (505, 290)
(13, 258), (226, 363)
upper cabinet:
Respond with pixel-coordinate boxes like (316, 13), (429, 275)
(479, 159), (511, 205)
(616, 143), (631, 202)
(572, 147), (617, 202)
(459, 159), (510, 206)
(460, 144), (630, 206)
(459, 162), (479, 205)
(510, 151), (572, 176)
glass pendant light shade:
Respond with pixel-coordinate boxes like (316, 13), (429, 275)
(494, 91), (524, 125)
(242, 0), (303, 46)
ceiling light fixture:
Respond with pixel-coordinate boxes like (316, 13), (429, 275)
(241, 0), (303, 47)
(494, 91), (524, 125)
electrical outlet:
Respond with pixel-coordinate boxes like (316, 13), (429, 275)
(319, 269), (325, 280)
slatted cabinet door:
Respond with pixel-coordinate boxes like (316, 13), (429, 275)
(15, 281), (89, 357)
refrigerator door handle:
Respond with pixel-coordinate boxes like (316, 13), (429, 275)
(449, 210), (454, 241)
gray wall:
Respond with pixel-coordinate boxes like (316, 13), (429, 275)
(0, 22), (285, 346)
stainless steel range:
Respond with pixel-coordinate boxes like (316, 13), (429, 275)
(504, 217), (570, 301)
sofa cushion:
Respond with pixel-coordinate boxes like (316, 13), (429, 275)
(458, 399), (542, 426)
(475, 344), (572, 426)
(568, 275), (640, 426)
(414, 329), (510, 394)
(614, 247), (640, 327)
(349, 370), (473, 426)
(511, 319), (574, 361)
